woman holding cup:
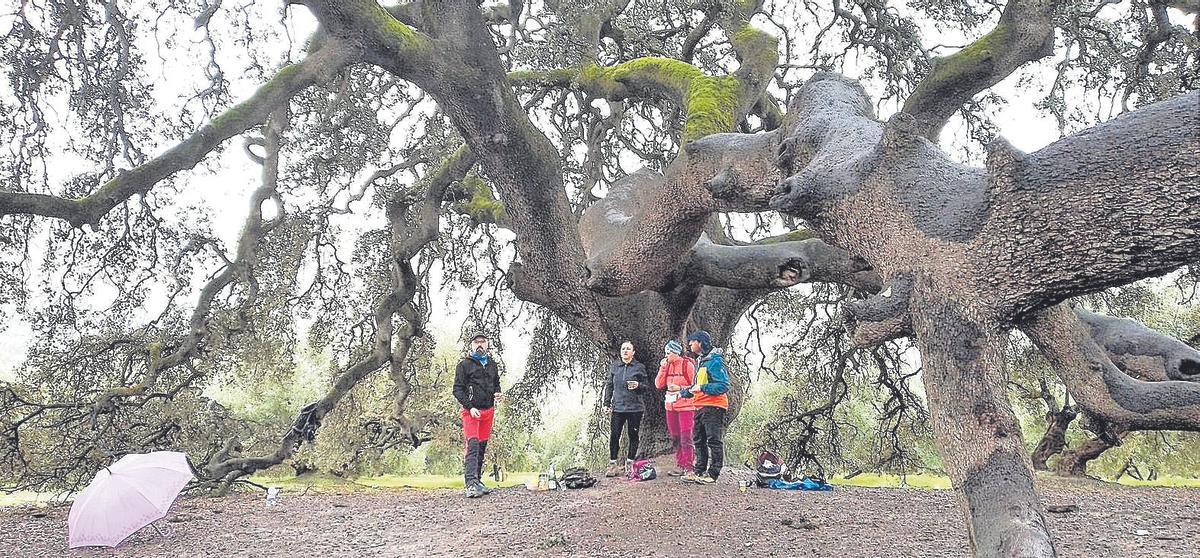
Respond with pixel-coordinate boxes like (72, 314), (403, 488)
(655, 339), (697, 477)
(602, 341), (648, 477)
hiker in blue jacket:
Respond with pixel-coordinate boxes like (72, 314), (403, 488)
(679, 330), (730, 484)
(602, 341), (648, 477)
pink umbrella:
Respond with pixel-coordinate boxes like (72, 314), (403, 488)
(68, 451), (194, 548)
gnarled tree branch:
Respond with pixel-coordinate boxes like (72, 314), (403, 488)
(1023, 304), (1200, 432)
(681, 234), (877, 291)
(0, 44), (355, 227)
(902, 0), (1056, 139)
(199, 141), (468, 492)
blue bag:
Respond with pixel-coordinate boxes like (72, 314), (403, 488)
(767, 476), (833, 491)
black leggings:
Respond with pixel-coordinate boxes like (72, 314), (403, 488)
(693, 406), (726, 478)
(609, 411), (643, 461)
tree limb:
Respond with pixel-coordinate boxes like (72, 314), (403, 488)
(0, 44), (355, 227)
(1022, 304), (1200, 431)
(902, 0), (1056, 139)
(505, 2), (780, 296)
(1074, 306), (1200, 382)
(765, 73), (1198, 325)
(93, 108), (290, 412)
(681, 235), (878, 291)
(200, 139), (460, 490)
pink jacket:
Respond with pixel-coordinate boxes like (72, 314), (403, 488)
(655, 354), (697, 412)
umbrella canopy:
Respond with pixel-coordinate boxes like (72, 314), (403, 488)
(68, 451), (194, 548)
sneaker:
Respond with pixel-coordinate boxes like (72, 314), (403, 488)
(694, 475), (717, 485)
(473, 481), (492, 495)
(604, 462), (622, 478)
(667, 468), (687, 477)
(465, 483), (484, 498)
(679, 472), (703, 484)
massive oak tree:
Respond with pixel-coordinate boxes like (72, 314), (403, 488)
(1, 1), (1198, 556)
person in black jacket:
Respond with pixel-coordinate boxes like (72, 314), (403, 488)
(602, 341), (648, 477)
(453, 332), (503, 498)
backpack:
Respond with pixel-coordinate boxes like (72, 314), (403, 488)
(749, 450), (789, 487)
(560, 467), (598, 489)
(628, 459), (657, 481)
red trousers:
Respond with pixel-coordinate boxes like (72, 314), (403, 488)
(461, 407), (495, 443)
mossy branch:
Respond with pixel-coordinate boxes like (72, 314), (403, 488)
(510, 58), (744, 142)
(301, 0), (433, 68)
(902, 0), (1055, 139)
(723, 2), (779, 98)
(451, 174), (509, 225)
(505, 0), (776, 142)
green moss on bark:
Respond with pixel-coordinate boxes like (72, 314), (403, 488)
(208, 63), (306, 131)
(730, 24), (779, 77)
(681, 75), (741, 142)
(756, 229), (819, 244)
(456, 175), (506, 223)
(918, 24), (1010, 94)
(581, 58), (743, 142)
(366, 3), (429, 53)
(508, 56), (748, 142)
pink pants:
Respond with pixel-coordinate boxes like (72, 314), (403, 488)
(666, 409), (695, 471)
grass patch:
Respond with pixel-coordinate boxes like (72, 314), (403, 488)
(830, 473), (953, 490)
(360, 472), (539, 490)
(248, 471), (542, 493)
(248, 472), (361, 492)
(0, 491), (55, 507)
(1115, 475), (1200, 488)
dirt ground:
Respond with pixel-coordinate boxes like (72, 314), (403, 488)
(3, 470), (1197, 558)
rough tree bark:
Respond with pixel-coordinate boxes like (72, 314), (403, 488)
(691, 72), (1197, 556)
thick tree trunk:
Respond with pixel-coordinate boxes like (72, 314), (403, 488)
(600, 286), (754, 457)
(911, 287), (1056, 558)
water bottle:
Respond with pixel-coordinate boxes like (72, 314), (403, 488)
(548, 463), (557, 490)
(265, 486), (280, 507)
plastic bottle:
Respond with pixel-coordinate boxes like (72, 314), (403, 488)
(548, 463), (557, 490)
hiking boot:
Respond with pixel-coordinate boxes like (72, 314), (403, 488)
(679, 472), (703, 484)
(667, 468), (688, 477)
(604, 461), (622, 477)
(694, 475), (717, 485)
(473, 481), (492, 495)
(465, 483), (485, 498)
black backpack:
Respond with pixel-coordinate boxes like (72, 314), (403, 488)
(560, 467), (598, 489)
(749, 450), (789, 487)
